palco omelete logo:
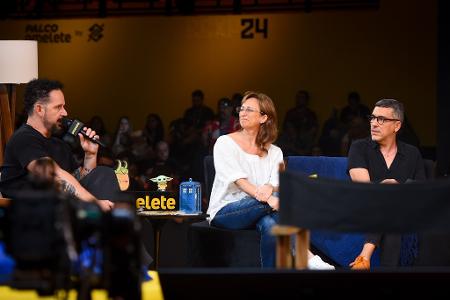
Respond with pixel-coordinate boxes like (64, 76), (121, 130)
(24, 23), (72, 43)
(88, 23), (104, 42)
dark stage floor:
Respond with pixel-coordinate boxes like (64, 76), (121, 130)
(158, 267), (450, 299)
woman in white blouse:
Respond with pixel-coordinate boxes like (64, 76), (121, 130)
(207, 91), (334, 269)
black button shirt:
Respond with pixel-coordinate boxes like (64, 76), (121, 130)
(348, 137), (425, 183)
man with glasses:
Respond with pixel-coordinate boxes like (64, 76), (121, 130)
(347, 98), (425, 269)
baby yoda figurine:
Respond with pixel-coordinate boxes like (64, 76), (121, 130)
(150, 175), (173, 192)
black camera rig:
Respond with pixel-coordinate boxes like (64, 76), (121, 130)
(0, 188), (143, 300)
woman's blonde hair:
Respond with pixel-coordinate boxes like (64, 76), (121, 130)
(241, 91), (278, 154)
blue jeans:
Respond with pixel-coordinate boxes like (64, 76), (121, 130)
(211, 197), (278, 268)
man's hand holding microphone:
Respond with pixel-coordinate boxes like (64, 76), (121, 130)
(62, 117), (114, 212)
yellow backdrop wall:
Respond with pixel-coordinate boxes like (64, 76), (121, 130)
(0, 0), (437, 146)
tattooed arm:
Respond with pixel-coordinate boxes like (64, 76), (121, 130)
(79, 127), (97, 173)
(28, 158), (95, 200)
(27, 158), (113, 211)
(73, 166), (92, 181)
(72, 126), (98, 181)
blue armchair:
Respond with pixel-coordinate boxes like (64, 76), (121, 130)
(286, 156), (380, 268)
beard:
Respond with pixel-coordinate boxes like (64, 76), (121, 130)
(50, 118), (65, 137)
(51, 125), (64, 136)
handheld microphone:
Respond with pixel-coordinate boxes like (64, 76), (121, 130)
(61, 117), (106, 147)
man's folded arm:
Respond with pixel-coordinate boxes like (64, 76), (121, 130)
(349, 168), (371, 183)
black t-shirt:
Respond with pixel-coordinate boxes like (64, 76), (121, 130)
(1, 124), (78, 184)
(347, 137), (425, 183)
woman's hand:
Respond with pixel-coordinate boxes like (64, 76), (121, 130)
(267, 195), (279, 211)
(255, 183), (273, 202)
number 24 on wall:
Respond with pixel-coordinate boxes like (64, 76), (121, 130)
(241, 18), (268, 39)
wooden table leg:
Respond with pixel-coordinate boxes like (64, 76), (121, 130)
(150, 219), (167, 270)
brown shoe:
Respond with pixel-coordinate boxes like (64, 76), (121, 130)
(350, 256), (370, 270)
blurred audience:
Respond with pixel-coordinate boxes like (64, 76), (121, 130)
(112, 116), (133, 157)
(144, 141), (180, 191)
(202, 97), (239, 154)
(282, 90), (319, 155)
(183, 89), (214, 130)
(139, 113), (165, 148)
(318, 108), (344, 157)
(86, 115), (112, 148)
(340, 91), (371, 129)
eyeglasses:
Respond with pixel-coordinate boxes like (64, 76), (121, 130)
(368, 114), (400, 125)
(236, 106), (265, 115)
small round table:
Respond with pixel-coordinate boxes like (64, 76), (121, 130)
(137, 211), (209, 269)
